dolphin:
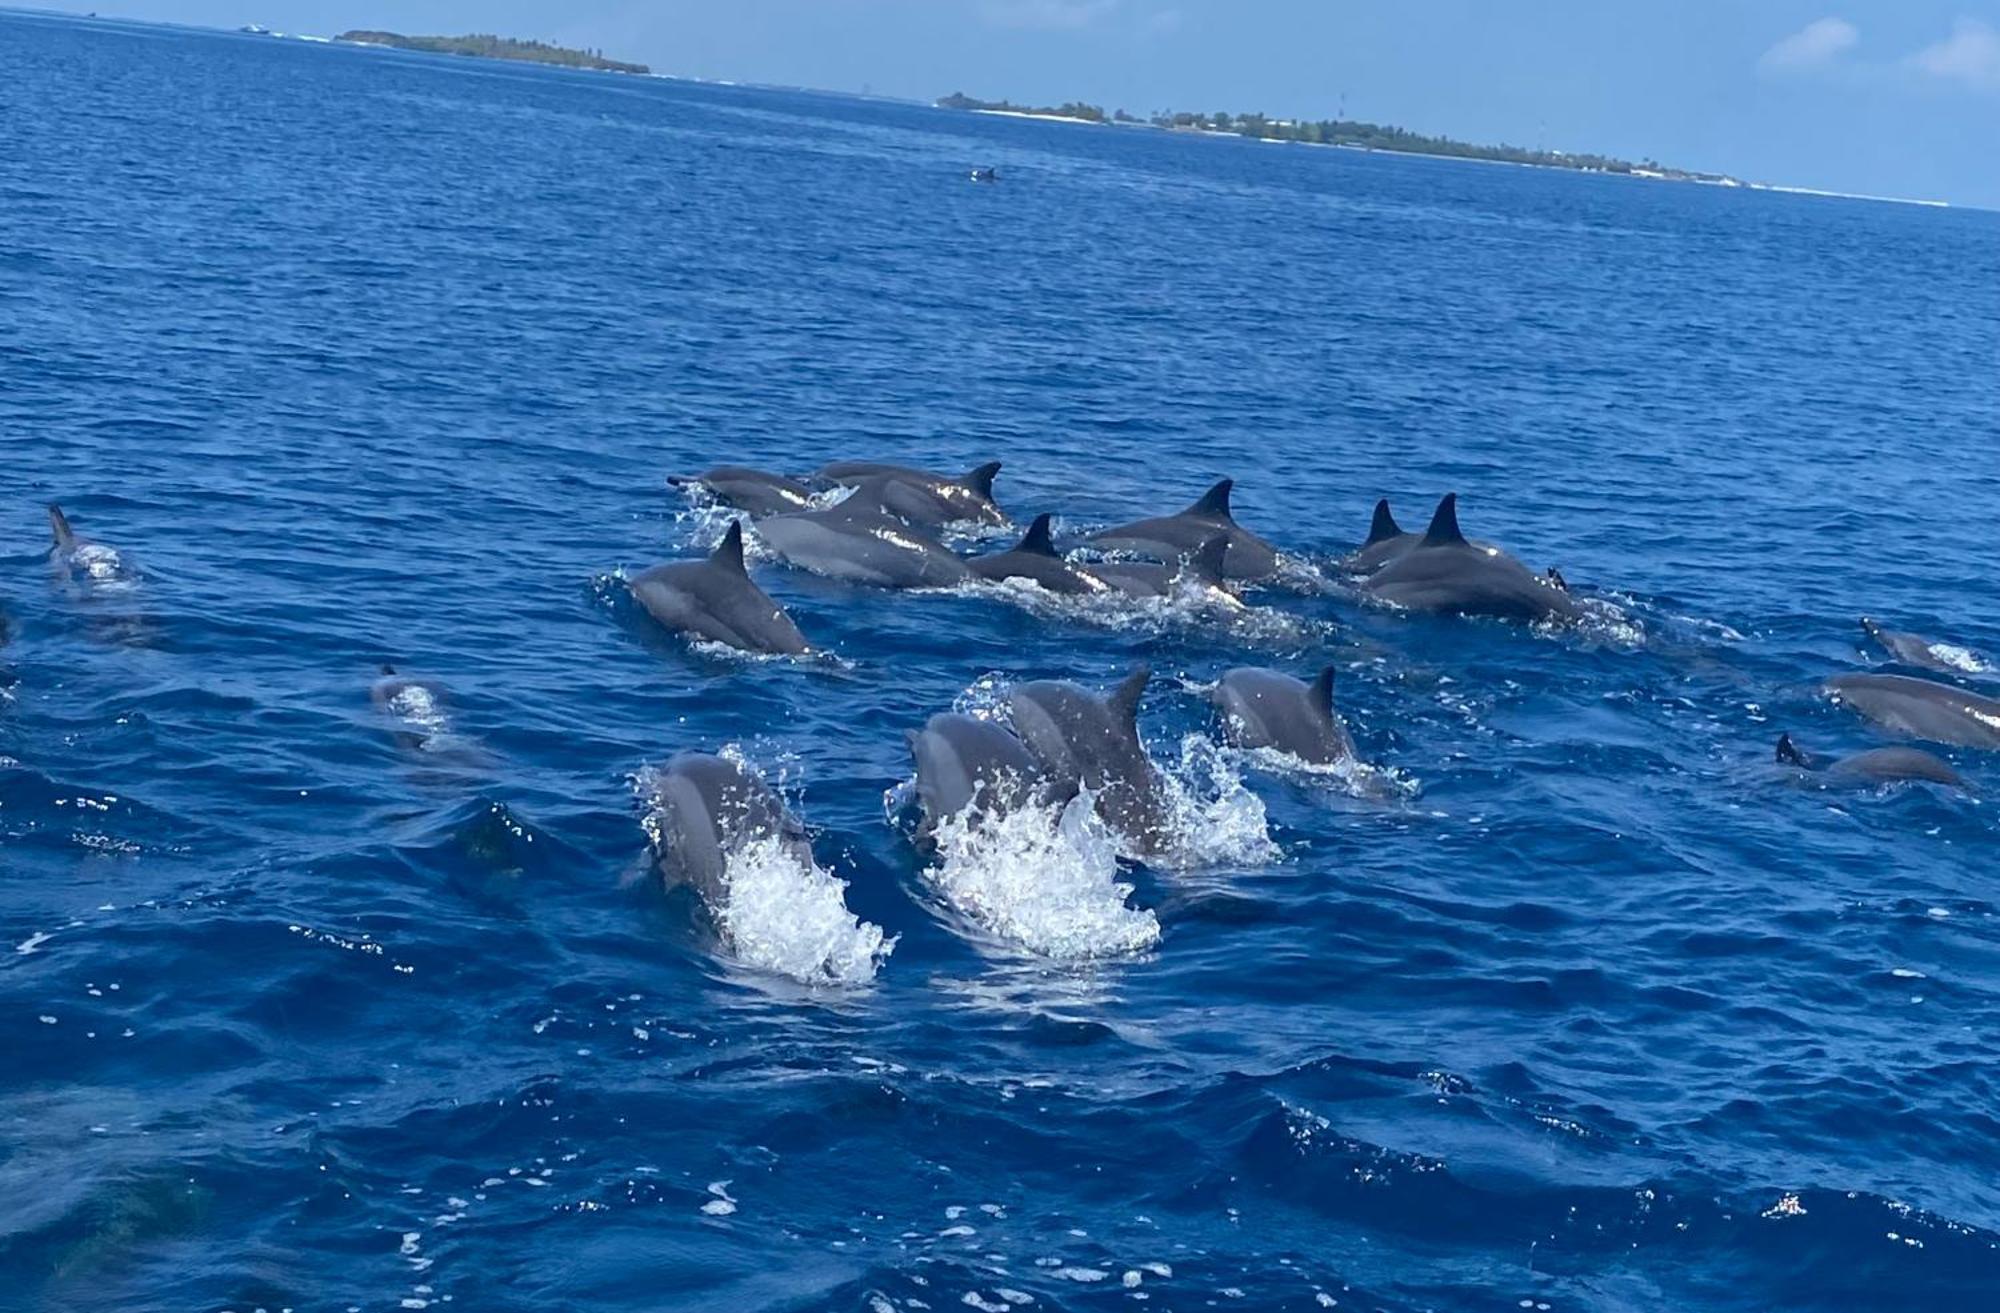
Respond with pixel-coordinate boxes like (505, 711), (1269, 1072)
(1361, 494), (1579, 624)
(755, 487), (972, 589)
(1823, 673), (2000, 750)
(670, 466), (815, 517)
(1086, 533), (1234, 602)
(1210, 666), (1355, 765)
(968, 514), (1108, 595)
(1859, 618), (1979, 675)
(1086, 480), (1279, 581)
(1342, 500), (1420, 574)
(1776, 732), (1965, 789)
(47, 504), (129, 582)
(628, 522), (811, 654)
(816, 460), (1006, 527)
(642, 751), (812, 907)
(1009, 666), (1168, 852)
(1342, 499), (1496, 575)
(904, 712), (1060, 837)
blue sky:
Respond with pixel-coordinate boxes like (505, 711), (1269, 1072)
(32, 1), (2000, 206)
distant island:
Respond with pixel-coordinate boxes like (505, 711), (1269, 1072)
(936, 92), (1737, 186)
(336, 32), (650, 76)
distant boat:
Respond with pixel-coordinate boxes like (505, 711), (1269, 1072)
(240, 24), (270, 35)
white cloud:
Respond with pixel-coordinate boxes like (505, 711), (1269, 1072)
(979, 0), (1120, 30)
(1759, 17), (1859, 71)
(1906, 18), (2000, 89)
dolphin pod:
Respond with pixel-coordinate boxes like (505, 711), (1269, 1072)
(21, 462), (1988, 988)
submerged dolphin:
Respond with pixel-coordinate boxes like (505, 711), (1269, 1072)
(1776, 732), (1965, 789)
(670, 466), (815, 517)
(643, 751), (812, 907)
(968, 514), (1107, 595)
(1009, 666), (1168, 852)
(371, 664), (452, 749)
(1087, 480), (1279, 581)
(1859, 618), (1979, 675)
(628, 522), (811, 654)
(1824, 673), (2000, 750)
(816, 460), (1007, 527)
(755, 486), (971, 589)
(1086, 534), (1234, 602)
(1210, 666), (1355, 765)
(904, 712), (1059, 837)
(1362, 495), (1579, 624)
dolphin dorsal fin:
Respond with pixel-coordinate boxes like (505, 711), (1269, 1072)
(1420, 493), (1467, 548)
(381, 663), (397, 676)
(961, 461), (1001, 499)
(1775, 733), (1811, 769)
(1108, 665), (1151, 727)
(1187, 479), (1234, 521)
(47, 504), (75, 550)
(1016, 513), (1058, 557)
(903, 728), (923, 756)
(712, 522), (749, 574)
(1312, 666), (1338, 716)
(1859, 617), (1880, 639)
(1365, 499), (1402, 546)
(1187, 532), (1229, 585)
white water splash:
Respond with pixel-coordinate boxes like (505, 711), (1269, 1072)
(634, 764), (892, 985)
(950, 678), (1279, 871)
(1926, 643), (1991, 675)
(1148, 734), (1282, 869)
(925, 791), (1159, 959)
(713, 835), (891, 983)
(1229, 742), (1420, 800)
(953, 572), (1322, 652)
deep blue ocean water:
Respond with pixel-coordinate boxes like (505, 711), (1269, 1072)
(4, 11), (2000, 1311)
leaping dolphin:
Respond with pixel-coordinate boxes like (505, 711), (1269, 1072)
(643, 751), (813, 907)
(1361, 494), (1579, 624)
(756, 484), (972, 589)
(670, 466), (816, 517)
(904, 712), (1060, 838)
(815, 460), (1007, 527)
(1859, 618), (1982, 675)
(1009, 666), (1168, 853)
(628, 522), (811, 655)
(1776, 733), (1965, 789)
(1210, 666), (1355, 766)
(968, 514), (1108, 595)
(1823, 673), (2000, 750)
(1086, 480), (1279, 581)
